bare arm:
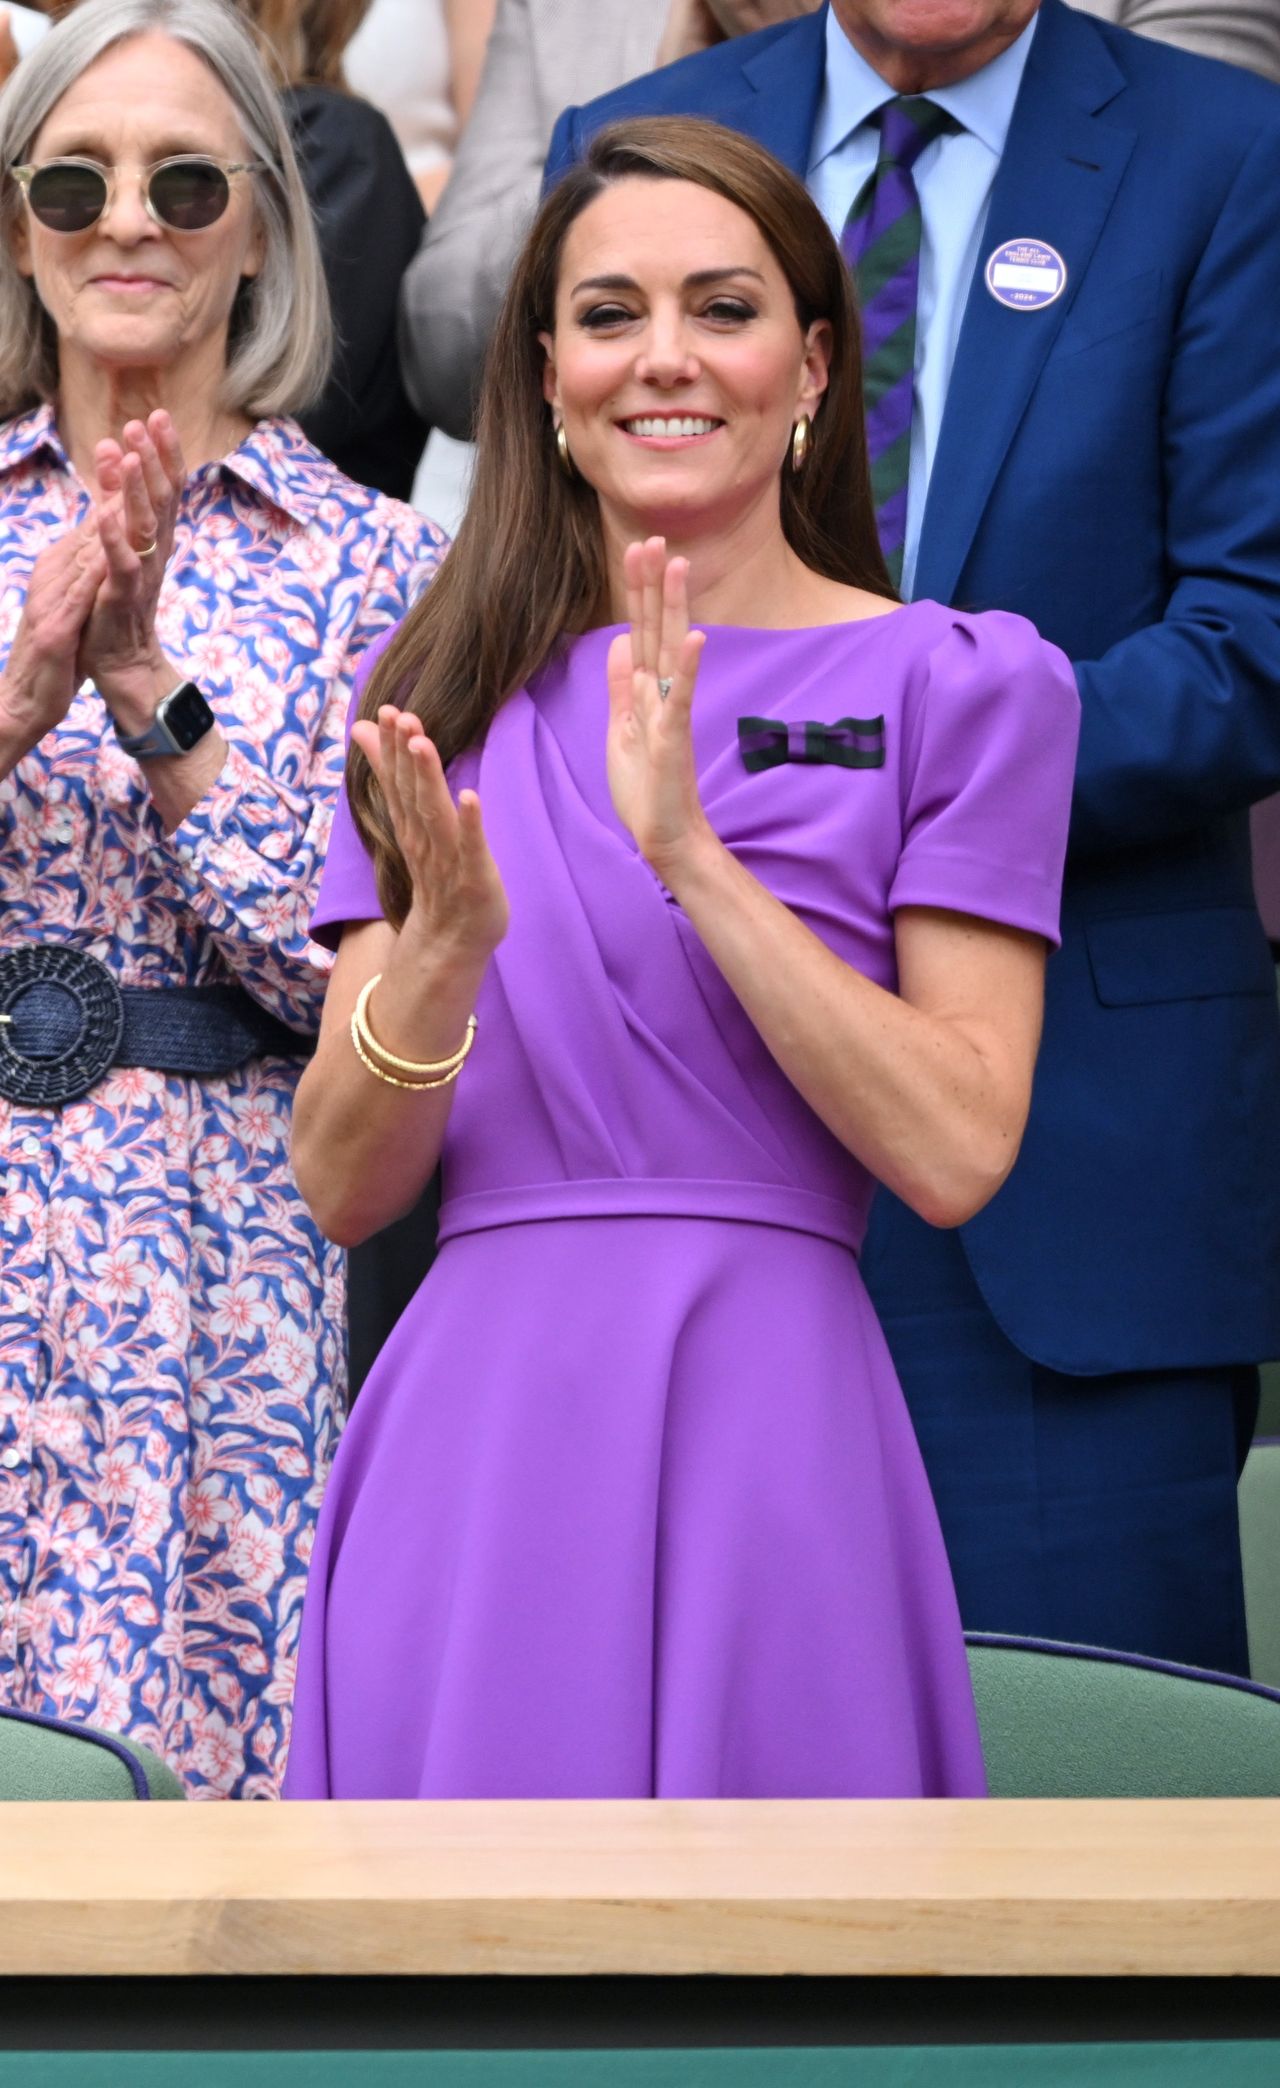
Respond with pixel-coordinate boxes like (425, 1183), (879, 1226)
(667, 838), (1045, 1225)
(444, 0), (498, 125)
(0, 13), (19, 87)
(609, 543), (1048, 1228)
(412, 0), (499, 212)
(291, 705), (509, 1244)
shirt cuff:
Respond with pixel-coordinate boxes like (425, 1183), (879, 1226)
(151, 741), (322, 899)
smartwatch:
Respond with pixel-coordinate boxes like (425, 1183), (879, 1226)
(115, 680), (217, 760)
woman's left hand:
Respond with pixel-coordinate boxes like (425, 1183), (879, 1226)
(77, 410), (188, 731)
(606, 537), (712, 879)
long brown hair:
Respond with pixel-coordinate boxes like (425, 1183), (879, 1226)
(353, 116), (892, 926)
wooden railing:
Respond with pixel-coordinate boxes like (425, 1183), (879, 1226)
(2, 1798), (1279, 1978)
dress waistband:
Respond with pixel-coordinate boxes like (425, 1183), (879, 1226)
(436, 1178), (863, 1253)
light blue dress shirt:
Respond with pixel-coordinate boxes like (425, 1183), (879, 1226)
(808, 8), (1038, 597)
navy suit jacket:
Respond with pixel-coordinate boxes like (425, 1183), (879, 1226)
(546, 0), (1280, 1376)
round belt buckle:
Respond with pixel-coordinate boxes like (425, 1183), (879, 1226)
(0, 946), (125, 1107)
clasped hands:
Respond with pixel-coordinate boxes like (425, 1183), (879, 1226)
(356, 537), (713, 964)
(1, 410), (187, 751)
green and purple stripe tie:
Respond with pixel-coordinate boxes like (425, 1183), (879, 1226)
(841, 97), (959, 586)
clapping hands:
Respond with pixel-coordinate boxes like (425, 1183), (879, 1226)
(351, 707), (510, 963)
(76, 411), (186, 725)
(0, 410), (187, 755)
(606, 537), (711, 876)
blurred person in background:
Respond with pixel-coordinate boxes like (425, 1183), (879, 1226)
(344, 0), (496, 216)
(1072, 0), (1279, 79)
(0, 2), (50, 79)
(398, 0), (827, 443)
(0, 0), (445, 1794)
(236, 0), (431, 500)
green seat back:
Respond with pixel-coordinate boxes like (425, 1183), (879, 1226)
(966, 1635), (1280, 1797)
(1241, 1439), (1280, 1690)
(0, 1708), (185, 1801)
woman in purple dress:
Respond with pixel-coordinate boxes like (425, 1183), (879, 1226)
(284, 117), (1079, 1799)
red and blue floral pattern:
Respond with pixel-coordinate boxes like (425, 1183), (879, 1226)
(0, 407), (445, 1796)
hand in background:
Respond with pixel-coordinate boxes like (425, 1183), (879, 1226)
(656, 0), (721, 65)
(657, 0), (820, 64)
(704, 0), (821, 32)
(606, 537), (711, 876)
(351, 706), (509, 965)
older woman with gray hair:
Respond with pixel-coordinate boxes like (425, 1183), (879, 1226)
(0, 0), (445, 1796)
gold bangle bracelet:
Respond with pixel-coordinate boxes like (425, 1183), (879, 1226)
(353, 973), (477, 1077)
(349, 1012), (473, 1091)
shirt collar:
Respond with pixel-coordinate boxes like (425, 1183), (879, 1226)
(0, 401), (66, 480)
(209, 415), (323, 527)
(0, 401), (321, 528)
(809, 4), (1040, 172)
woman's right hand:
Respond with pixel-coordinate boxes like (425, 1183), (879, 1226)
(351, 706), (509, 965)
(0, 523), (108, 758)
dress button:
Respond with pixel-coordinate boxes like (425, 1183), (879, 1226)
(21, 1138), (41, 1158)
(0, 1448), (21, 1470)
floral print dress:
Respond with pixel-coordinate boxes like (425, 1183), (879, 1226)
(0, 406), (446, 1796)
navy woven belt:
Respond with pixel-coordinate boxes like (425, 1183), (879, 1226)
(0, 946), (313, 1107)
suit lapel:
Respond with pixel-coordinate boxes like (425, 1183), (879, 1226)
(735, 7), (829, 177)
(912, 0), (1136, 606)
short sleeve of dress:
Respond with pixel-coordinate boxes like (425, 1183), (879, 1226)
(887, 610), (1080, 947)
(310, 624), (400, 949)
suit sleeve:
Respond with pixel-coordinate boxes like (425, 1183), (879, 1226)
(398, 0), (548, 438)
(1069, 110), (1280, 856)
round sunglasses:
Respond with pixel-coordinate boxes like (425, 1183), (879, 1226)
(9, 155), (264, 234)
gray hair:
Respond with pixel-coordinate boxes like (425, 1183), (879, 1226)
(0, 0), (331, 420)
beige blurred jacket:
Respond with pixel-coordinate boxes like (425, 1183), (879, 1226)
(1071, 0), (1280, 78)
(398, 0), (671, 438)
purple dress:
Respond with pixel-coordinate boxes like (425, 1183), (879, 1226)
(284, 603), (1079, 1799)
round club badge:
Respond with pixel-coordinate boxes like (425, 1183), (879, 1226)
(984, 238), (1067, 311)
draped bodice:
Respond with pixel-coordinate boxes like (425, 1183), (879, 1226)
(387, 610), (1079, 1253)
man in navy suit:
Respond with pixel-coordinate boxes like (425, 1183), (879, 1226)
(546, 0), (1280, 1674)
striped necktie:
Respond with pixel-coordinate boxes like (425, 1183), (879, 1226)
(840, 97), (959, 587)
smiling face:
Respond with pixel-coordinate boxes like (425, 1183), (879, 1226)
(10, 31), (264, 393)
(540, 175), (830, 546)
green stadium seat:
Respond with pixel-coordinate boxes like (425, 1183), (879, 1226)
(966, 1633), (1280, 1797)
(1241, 1438), (1280, 1689)
(0, 1707), (185, 1800)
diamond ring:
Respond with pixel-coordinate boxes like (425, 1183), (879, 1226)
(657, 676), (673, 701)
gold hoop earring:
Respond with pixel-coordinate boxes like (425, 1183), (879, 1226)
(790, 414), (812, 475)
(555, 421), (574, 478)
